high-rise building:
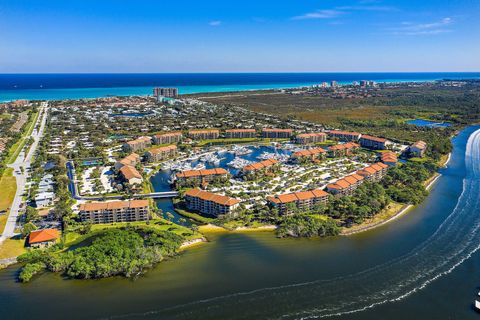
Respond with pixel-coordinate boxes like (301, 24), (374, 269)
(153, 87), (179, 98)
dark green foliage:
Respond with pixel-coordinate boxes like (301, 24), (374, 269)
(18, 262), (46, 283)
(277, 215), (340, 238)
(17, 227), (184, 282)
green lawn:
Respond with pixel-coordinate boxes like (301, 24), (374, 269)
(6, 111), (39, 164)
(175, 207), (215, 224)
(0, 238), (27, 260)
(63, 218), (200, 249)
(0, 168), (17, 233)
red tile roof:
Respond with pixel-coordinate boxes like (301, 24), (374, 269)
(28, 228), (60, 244)
(79, 200), (149, 212)
(243, 159), (279, 171)
(268, 189), (329, 204)
(185, 189), (241, 206)
(176, 168), (228, 178)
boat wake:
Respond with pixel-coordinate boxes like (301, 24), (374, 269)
(105, 128), (480, 319)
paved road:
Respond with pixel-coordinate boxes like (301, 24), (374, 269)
(0, 102), (49, 244)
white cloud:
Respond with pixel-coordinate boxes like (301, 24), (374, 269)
(208, 20), (222, 27)
(291, 4), (396, 20)
(391, 17), (453, 35)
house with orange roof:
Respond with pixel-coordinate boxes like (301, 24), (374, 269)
(291, 147), (326, 163)
(28, 228), (60, 248)
(225, 129), (257, 139)
(145, 145), (177, 162)
(262, 128), (293, 139)
(175, 168), (229, 185)
(114, 153), (140, 171)
(380, 151), (398, 166)
(359, 135), (392, 150)
(119, 165), (143, 185)
(241, 159), (279, 178)
(327, 142), (360, 157)
(326, 174), (365, 196)
(409, 140), (427, 157)
(79, 200), (150, 224)
(184, 189), (241, 216)
(295, 132), (327, 144)
(356, 162), (389, 182)
(267, 189), (329, 215)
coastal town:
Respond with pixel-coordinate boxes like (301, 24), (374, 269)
(0, 80), (444, 265)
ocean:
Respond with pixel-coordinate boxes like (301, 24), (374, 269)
(1, 72), (479, 101)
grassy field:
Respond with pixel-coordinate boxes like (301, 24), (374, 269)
(6, 111), (39, 164)
(63, 218), (201, 249)
(175, 207), (215, 224)
(0, 168), (17, 233)
(0, 238), (27, 260)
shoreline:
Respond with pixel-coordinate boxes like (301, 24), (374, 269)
(199, 224), (277, 234)
(341, 155), (447, 236)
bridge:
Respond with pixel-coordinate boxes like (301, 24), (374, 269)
(66, 161), (179, 201)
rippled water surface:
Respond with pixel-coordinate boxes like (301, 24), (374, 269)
(1, 126), (479, 320)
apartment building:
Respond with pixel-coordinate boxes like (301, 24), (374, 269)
(262, 128), (293, 139)
(225, 129), (257, 139)
(409, 140), (427, 157)
(267, 189), (329, 215)
(176, 168), (228, 184)
(122, 136), (152, 152)
(328, 142), (360, 157)
(356, 162), (389, 182)
(119, 165), (143, 185)
(359, 135), (392, 150)
(327, 130), (361, 142)
(291, 147), (326, 162)
(79, 200), (150, 224)
(188, 129), (220, 140)
(145, 145), (177, 162)
(153, 132), (182, 145)
(153, 87), (178, 98)
(295, 132), (327, 144)
(242, 159), (279, 176)
(326, 173), (365, 196)
(380, 151), (398, 166)
(114, 153), (141, 171)
(184, 189), (241, 217)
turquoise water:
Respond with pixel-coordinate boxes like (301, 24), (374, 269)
(1, 72), (479, 101)
(407, 119), (452, 128)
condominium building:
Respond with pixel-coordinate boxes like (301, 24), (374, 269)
(356, 162), (389, 182)
(380, 151), (398, 166)
(145, 145), (177, 162)
(119, 165), (143, 185)
(114, 153), (141, 171)
(409, 140), (427, 157)
(359, 135), (392, 150)
(291, 147), (326, 162)
(153, 87), (178, 98)
(267, 189), (329, 215)
(327, 130), (361, 142)
(242, 159), (279, 176)
(328, 142), (360, 157)
(262, 128), (293, 139)
(326, 174), (365, 196)
(188, 129), (220, 140)
(153, 132), (182, 145)
(79, 200), (150, 224)
(184, 189), (241, 217)
(295, 132), (327, 144)
(122, 136), (152, 152)
(225, 129), (257, 139)
(176, 168), (228, 184)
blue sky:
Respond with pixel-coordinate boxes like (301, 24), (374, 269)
(0, 0), (479, 72)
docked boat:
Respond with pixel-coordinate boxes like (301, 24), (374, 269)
(475, 300), (480, 311)
(227, 157), (252, 169)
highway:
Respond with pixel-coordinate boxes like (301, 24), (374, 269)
(0, 102), (49, 244)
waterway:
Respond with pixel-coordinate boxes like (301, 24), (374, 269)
(0, 125), (479, 320)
